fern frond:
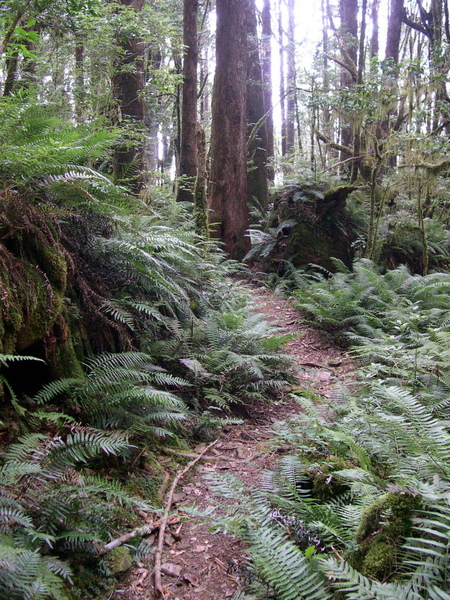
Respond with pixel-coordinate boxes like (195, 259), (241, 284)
(246, 526), (332, 600)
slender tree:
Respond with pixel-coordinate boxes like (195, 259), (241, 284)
(112, 0), (147, 194)
(386, 0), (404, 62)
(370, 0), (380, 61)
(261, 0), (275, 181)
(339, 0), (358, 174)
(285, 0), (297, 153)
(246, 0), (269, 211)
(209, 0), (250, 260)
(177, 0), (199, 203)
(278, 0), (287, 156)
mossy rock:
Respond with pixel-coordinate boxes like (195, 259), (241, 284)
(0, 201), (67, 353)
(351, 492), (421, 581)
(105, 547), (133, 574)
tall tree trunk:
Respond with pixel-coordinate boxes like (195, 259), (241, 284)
(146, 49), (162, 178)
(339, 0), (358, 174)
(209, 0), (250, 260)
(278, 2), (287, 157)
(246, 0), (269, 211)
(379, 0), (404, 167)
(3, 54), (18, 96)
(370, 0), (380, 61)
(112, 0), (147, 195)
(320, 0), (333, 169)
(385, 0), (404, 62)
(177, 0), (199, 203)
(74, 41), (85, 123)
(285, 0), (296, 153)
(351, 0), (367, 181)
(261, 0), (275, 181)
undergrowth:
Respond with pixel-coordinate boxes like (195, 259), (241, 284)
(211, 260), (450, 600)
(0, 98), (292, 599)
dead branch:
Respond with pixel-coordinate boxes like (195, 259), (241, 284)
(154, 438), (219, 598)
(98, 524), (157, 556)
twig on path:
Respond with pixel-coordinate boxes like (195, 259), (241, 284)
(154, 438), (219, 598)
(98, 524), (157, 555)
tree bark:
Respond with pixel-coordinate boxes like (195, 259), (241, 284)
(385, 0), (404, 62)
(285, 0), (296, 153)
(3, 54), (18, 96)
(177, 0), (199, 203)
(370, 0), (380, 61)
(112, 0), (147, 195)
(246, 0), (269, 211)
(278, 1), (287, 157)
(339, 0), (358, 174)
(261, 0), (275, 181)
(209, 0), (250, 260)
(74, 41), (85, 123)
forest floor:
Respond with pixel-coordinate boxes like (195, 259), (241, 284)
(112, 283), (355, 600)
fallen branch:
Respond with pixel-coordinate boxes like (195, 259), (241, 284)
(154, 438), (219, 598)
(98, 524), (157, 556)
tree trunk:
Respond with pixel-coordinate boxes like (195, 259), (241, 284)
(385, 0), (404, 62)
(146, 49), (162, 179)
(285, 0), (296, 153)
(74, 41), (85, 123)
(278, 1), (287, 157)
(339, 0), (358, 173)
(3, 54), (18, 96)
(112, 0), (147, 195)
(194, 123), (208, 239)
(246, 0), (269, 211)
(209, 0), (250, 260)
(370, 0), (380, 61)
(177, 0), (199, 203)
(261, 0), (275, 181)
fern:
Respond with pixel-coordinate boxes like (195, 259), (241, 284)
(246, 527), (332, 600)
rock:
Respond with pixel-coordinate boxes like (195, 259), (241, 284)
(162, 563), (183, 578)
(106, 547), (133, 574)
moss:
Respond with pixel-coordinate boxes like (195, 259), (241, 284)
(351, 492), (421, 581)
(267, 182), (358, 272)
(307, 456), (351, 501)
(0, 227), (68, 353)
(45, 313), (84, 380)
(0, 200), (87, 381)
(105, 547), (133, 574)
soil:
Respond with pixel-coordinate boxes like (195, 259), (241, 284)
(110, 285), (355, 600)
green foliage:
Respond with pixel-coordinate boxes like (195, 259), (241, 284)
(0, 93), (292, 599)
(293, 259), (450, 347)
(149, 297), (293, 412)
(0, 423), (148, 600)
(212, 261), (450, 599)
(34, 351), (189, 439)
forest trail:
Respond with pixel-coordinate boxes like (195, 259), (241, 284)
(114, 284), (355, 600)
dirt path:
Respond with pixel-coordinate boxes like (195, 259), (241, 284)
(112, 286), (354, 600)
